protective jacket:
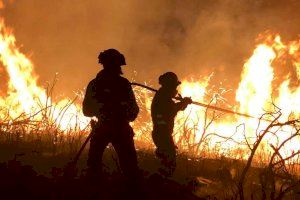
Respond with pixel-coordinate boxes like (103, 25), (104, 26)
(83, 70), (139, 123)
(151, 88), (188, 133)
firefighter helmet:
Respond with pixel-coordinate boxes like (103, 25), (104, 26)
(98, 49), (126, 66)
(159, 72), (181, 87)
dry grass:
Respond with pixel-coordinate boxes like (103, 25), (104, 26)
(0, 84), (299, 199)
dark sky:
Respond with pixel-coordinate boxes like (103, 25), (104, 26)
(1, 0), (300, 100)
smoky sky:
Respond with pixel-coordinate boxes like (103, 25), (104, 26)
(1, 0), (300, 100)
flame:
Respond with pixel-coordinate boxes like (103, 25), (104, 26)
(175, 77), (209, 143)
(235, 44), (275, 117)
(172, 34), (300, 158)
(0, 15), (299, 160)
(0, 18), (89, 131)
(135, 34), (300, 158)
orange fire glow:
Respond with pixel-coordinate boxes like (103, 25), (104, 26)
(0, 18), (90, 131)
(174, 34), (300, 158)
(0, 17), (299, 159)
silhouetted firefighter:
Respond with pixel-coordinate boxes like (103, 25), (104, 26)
(82, 49), (139, 182)
(151, 72), (192, 177)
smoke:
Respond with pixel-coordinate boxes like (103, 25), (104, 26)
(1, 0), (300, 100)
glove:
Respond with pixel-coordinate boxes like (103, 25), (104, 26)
(182, 97), (192, 105)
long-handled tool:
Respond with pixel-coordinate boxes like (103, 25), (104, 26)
(66, 120), (96, 173)
(131, 82), (269, 121)
(72, 120), (96, 165)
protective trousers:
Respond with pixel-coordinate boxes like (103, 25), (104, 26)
(87, 122), (138, 180)
(152, 126), (176, 177)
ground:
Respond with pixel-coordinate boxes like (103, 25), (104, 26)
(0, 139), (299, 199)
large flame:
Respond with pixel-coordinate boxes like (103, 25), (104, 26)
(235, 44), (275, 117)
(173, 34), (300, 158)
(0, 18), (89, 131)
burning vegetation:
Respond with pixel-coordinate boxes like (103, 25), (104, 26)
(0, 10), (300, 163)
(0, 3), (300, 199)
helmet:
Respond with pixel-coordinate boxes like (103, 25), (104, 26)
(159, 72), (181, 87)
(98, 49), (126, 66)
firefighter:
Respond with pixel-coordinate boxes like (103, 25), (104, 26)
(82, 49), (139, 181)
(151, 72), (192, 177)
